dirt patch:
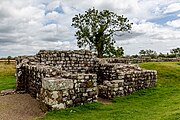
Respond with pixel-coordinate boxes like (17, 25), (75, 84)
(0, 94), (44, 120)
(97, 97), (112, 104)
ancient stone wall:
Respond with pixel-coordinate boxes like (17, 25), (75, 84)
(41, 73), (97, 109)
(97, 59), (157, 99)
(16, 50), (98, 110)
(36, 50), (96, 73)
(16, 50), (157, 110)
(103, 57), (180, 64)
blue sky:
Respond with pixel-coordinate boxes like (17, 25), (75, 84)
(148, 12), (179, 25)
(0, 0), (180, 57)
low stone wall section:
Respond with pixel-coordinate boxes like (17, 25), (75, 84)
(97, 59), (157, 99)
(102, 57), (180, 64)
(98, 71), (157, 99)
(41, 73), (97, 109)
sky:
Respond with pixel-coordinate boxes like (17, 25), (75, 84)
(0, 0), (180, 57)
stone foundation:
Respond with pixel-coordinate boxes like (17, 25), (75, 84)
(16, 50), (157, 110)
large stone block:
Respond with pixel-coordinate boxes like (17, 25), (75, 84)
(42, 77), (74, 91)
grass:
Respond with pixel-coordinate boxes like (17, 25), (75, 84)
(0, 62), (180, 119)
(0, 62), (16, 91)
(40, 62), (180, 120)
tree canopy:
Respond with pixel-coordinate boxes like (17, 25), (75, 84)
(170, 48), (180, 57)
(72, 8), (132, 58)
(139, 49), (157, 58)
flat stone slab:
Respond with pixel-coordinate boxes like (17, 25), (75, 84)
(42, 77), (74, 91)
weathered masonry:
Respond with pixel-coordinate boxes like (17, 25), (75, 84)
(16, 50), (157, 110)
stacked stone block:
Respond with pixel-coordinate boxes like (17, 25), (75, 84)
(97, 59), (157, 99)
(16, 50), (98, 110)
(36, 50), (96, 73)
(40, 73), (97, 109)
(16, 50), (157, 110)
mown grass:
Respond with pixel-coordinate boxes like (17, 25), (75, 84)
(40, 62), (180, 120)
(0, 62), (16, 91)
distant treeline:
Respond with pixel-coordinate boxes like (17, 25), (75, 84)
(128, 48), (180, 59)
(1, 47), (180, 60)
(0, 56), (15, 60)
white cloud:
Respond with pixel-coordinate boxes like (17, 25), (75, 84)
(115, 21), (180, 54)
(0, 0), (180, 57)
(164, 2), (180, 14)
(46, 0), (60, 11)
(167, 19), (180, 28)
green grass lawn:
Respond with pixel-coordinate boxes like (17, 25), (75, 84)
(40, 62), (180, 120)
(0, 62), (16, 91)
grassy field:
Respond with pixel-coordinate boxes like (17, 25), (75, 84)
(0, 62), (16, 91)
(40, 62), (180, 120)
(0, 62), (180, 120)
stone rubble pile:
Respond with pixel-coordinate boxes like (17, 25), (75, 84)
(16, 50), (157, 110)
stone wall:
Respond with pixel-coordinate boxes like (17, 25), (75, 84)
(41, 73), (97, 109)
(102, 57), (180, 64)
(36, 50), (96, 73)
(16, 50), (157, 110)
(16, 50), (97, 110)
(97, 59), (157, 99)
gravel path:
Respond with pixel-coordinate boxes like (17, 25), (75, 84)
(0, 94), (44, 120)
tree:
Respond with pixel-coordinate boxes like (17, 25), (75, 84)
(170, 48), (180, 57)
(145, 49), (157, 58)
(72, 8), (132, 58)
(139, 49), (157, 58)
(7, 56), (12, 64)
(158, 52), (166, 58)
(104, 46), (124, 57)
(139, 50), (146, 56)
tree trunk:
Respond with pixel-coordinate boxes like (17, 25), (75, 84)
(97, 50), (103, 58)
(97, 43), (104, 58)
(8, 59), (10, 64)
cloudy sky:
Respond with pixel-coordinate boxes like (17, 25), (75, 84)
(0, 0), (180, 57)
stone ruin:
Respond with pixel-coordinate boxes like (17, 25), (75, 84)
(16, 50), (157, 110)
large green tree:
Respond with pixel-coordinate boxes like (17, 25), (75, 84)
(72, 8), (132, 58)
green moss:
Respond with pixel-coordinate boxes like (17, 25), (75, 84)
(86, 81), (94, 88)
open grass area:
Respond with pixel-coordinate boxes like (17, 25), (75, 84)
(40, 62), (180, 120)
(0, 62), (16, 91)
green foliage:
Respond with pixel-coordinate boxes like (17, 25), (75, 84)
(40, 62), (180, 120)
(104, 46), (124, 57)
(86, 81), (94, 88)
(166, 53), (176, 58)
(0, 62), (16, 90)
(72, 8), (132, 58)
(170, 48), (180, 57)
(7, 56), (12, 64)
(139, 49), (157, 58)
(158, 52), (166, 58)
(139, 50), (146, 56)
(131, 54), (139, 58)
